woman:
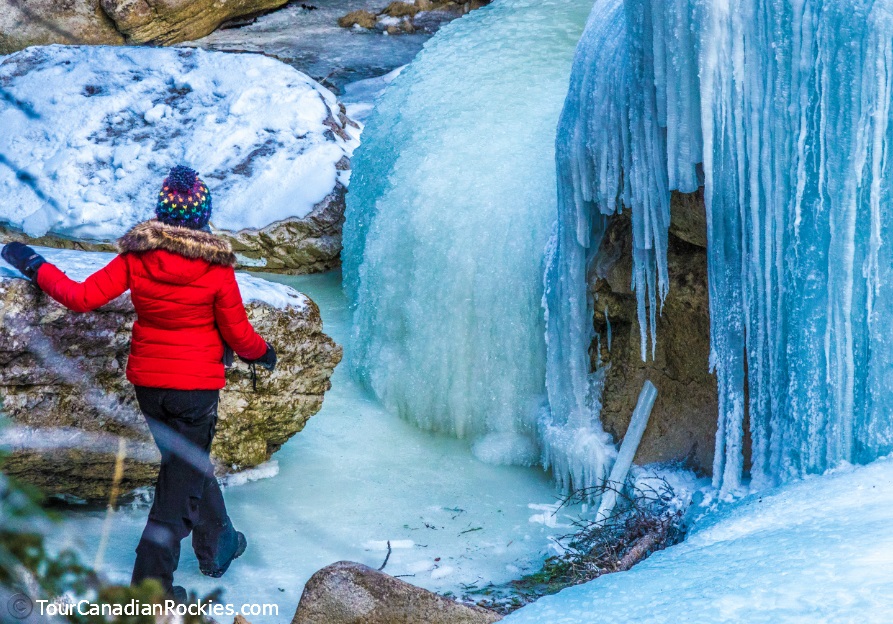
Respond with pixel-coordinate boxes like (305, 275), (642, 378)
(1, 165), (276, 600)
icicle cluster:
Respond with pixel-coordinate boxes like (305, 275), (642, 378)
(548, 0), (893, 493)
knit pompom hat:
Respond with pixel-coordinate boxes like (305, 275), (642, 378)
(155, 165), (212, 230)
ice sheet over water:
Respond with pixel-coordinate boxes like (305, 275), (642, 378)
(548, 0), (893, 493)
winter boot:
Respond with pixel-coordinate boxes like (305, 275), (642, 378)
(170, 586), (188, 603)
(199, 531), (246, 578)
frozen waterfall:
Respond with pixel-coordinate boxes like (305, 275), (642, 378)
(548, 0), (893, 492)
(343, 0), (603, 474)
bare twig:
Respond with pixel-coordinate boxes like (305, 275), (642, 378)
(0, 89), (38, 119)
(0, 153), (60, 210)
(378, 540), (392, 571)
(93, 436), (128, 569)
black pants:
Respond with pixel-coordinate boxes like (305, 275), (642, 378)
(131, 386), (239, 593)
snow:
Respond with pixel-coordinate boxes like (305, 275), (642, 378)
(48, 271), (587, 624)
(340, 66), (406, 124)
(0, 246), (309, 310)
(505, 457), (893, 624)
(342, 0), (601, 485)
(217, 461), (280, 488)
(0, 45), (357, 240)
(548, 0), (893, 493)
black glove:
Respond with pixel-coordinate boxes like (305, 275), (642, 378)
(2, 242), (45, 280)
(240, 342), (277, 372)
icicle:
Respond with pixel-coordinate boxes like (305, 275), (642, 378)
(550, 0), (893, 493)
(595, 380), (657, 524)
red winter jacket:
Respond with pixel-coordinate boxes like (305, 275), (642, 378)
(36, 220), (268, 390)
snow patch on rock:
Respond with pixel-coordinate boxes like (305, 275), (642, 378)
(0, 246), (309, 310)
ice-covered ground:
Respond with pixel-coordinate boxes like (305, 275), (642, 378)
(48, 270), (591, 623)
(506, 457), (893, 623)
(0, 45), (356, 240)
(0, 247), (309, 311)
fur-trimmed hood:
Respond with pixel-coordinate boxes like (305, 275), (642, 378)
(117, 220), (236, 267)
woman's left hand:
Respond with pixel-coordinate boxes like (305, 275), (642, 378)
(1, 242), (46, 280)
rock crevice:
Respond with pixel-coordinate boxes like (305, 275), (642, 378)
(590, 190), (717, 474)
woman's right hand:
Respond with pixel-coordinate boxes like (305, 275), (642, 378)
(240, 342), (277, 371)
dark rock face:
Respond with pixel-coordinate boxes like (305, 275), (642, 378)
(0, 277), (342, 502)
(590, 190), (717, 474)
(292, 561), (502, 624)
(667, 189), (708, 248)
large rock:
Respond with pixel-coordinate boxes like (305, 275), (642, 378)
(0, 45), (358, 274)
(0, 0), (124, 54)
(293, 562), (502, 624)
(0, 0), (288, 53)
(99, 0), (289, 45)
(0, 252), (342, 502)
(590, 190), (717, 474)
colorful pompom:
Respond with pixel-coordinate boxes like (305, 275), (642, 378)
(154, 165), (212, 230)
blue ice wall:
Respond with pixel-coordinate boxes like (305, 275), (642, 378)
(548, 0), (893, 492)
(343, 0), (600, 474)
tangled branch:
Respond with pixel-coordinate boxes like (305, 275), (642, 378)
(468, 476), (688, 614)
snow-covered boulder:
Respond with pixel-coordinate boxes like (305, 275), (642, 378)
(0, 45), (359, 273)
(0, 248), (342, 502)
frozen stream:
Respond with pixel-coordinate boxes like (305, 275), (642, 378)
(50, 271), (581, 622)
(191, 0), (429, 90)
